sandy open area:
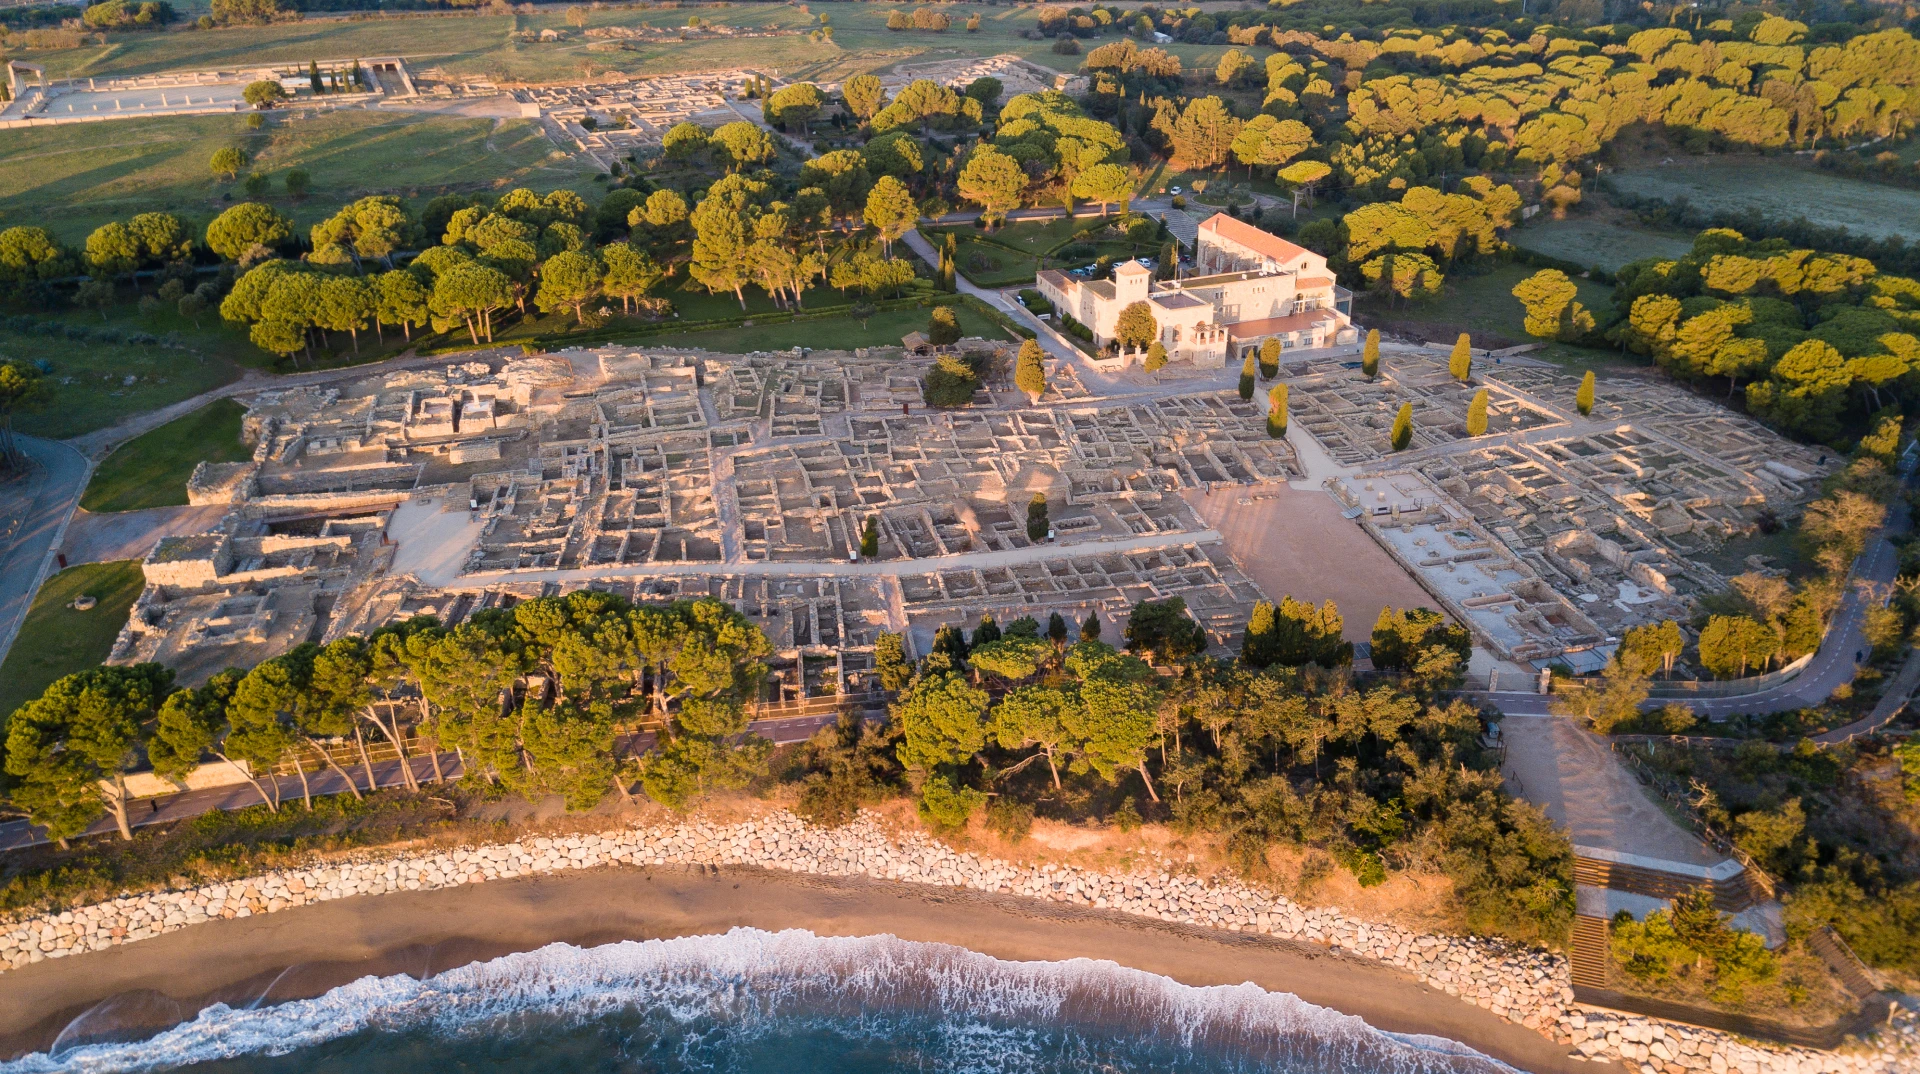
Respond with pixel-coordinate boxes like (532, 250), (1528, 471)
(61, 505), (229, 566)
(386, 497), (485, 586)
(0, 865), (1589, 1073)
(1185, 485), (1439, 642)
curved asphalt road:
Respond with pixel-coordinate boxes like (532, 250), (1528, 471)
(0, 436), (91, 668)
(1473, 475), (1910, 719)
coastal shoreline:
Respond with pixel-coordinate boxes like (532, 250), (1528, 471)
(0, 863), (1586, 1073)
(2, 811), (1910, 1074)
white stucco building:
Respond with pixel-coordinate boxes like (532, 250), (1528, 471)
(1035, 212), (1356, 367)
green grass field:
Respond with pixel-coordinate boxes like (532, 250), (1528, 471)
(1358, 262), (1622, 368)
(636, 303), (1012, 353)
(1, 320), (244, 439)
(12, 3), (1257, 91)
(0, 561), (146, 721)
(1606, 159), (1920, 244)
(0, 109), (584, 245)
(1510, 216), (1695, 272)
(950, 235), (1041, 286)
(82, 398), (252, 513)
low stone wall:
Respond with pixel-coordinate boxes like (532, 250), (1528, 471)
(2, 811), (1912, 1074)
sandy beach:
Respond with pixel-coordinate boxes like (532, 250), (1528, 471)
(0, 864), (1591, 1073)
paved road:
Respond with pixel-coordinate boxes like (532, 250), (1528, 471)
(1817, 645), (1920, 745)
(0, 436), (91, 670)
(1468, 495), (1908, 721)
(0, 348), (483, 672)
(0, 708), (863, 852)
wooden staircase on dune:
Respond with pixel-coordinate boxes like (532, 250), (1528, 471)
(1569, 914), (1609, 989)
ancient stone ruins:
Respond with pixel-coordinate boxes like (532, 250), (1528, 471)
(117, 330), (1834, 688)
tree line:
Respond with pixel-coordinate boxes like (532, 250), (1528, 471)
(861, 593), (1569, 943)
(1497, 228), (1920, 443)
(1, 581), (1572, 941)
(3, 593), (775, 846)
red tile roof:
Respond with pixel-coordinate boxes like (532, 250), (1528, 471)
(1226, 310), (1337, 339)
(1198, 213), (1315, 266)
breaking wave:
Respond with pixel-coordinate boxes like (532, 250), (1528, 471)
(3, 929), (1515, 1074)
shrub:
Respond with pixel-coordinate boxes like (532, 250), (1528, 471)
(985, 797), (1033, 842)
(918, 774), (985, 831)
(923, 351), (984, 407)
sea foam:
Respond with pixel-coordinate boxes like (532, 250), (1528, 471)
(2, 929), (1515, 1074)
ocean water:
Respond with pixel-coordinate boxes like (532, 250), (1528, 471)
(1, 929), (1514, 1074)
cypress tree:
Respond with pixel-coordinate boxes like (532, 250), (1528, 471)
(1238, 352), (1256, 400)
(1390, 401), (1413, 451)
(1361, 328), (1379, 380)
(860, 516), (879, 558)
(1577, 369), (1596, 416)
(1081, 612), (1102, 642)
(1267, 383), (1288, 439)
(1449, 332), (1472, 381)
(1259, 337), (1280, 379)
(1047, 612), (1069, 645)
(309, 60), (324, 95)
(1466, 388), (1488, 436)
(1144, 341), (1167, 372)
(972, 614), (1001, 647)
(1015, 339), (1047, 402)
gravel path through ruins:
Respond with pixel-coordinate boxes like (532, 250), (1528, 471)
(454, 527), (1228, 586)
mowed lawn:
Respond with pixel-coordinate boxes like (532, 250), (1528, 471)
(82, 398), (252, 513)
(1509, 216), (1695, 273)
(0, 561), (145, 722)
(0, 110), (583, 245)
(642, 304), (1014, 353)
(1357, 262), (1623, 368)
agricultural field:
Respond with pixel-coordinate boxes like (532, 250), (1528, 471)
(4, 3), (1253, 87)
(1605, 159), (1920, 243)
(1508, 215), (1694, 273)
(0, 560), (145, 721)
(0, 109), (583, 246)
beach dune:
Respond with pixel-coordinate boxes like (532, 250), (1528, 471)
(0, 864), (1589, 1072)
